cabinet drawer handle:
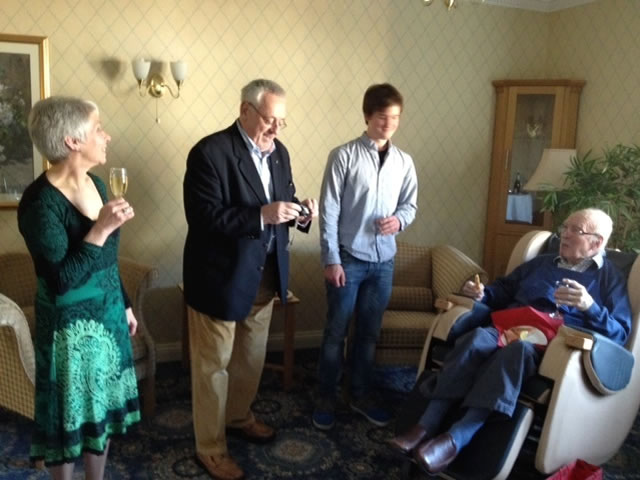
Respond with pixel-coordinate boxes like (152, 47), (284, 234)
(504, 149), (510, 170)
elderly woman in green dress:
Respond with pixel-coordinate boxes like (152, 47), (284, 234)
(18, 96), (139, 479)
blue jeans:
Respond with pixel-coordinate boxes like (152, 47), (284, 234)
(316, 251), (394, 399)
(421, 327), (541, 418)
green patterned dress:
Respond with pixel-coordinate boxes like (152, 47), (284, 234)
(17, 172), (140, 465)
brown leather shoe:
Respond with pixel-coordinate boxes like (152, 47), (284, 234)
(196, 452), (244, 480)
(227, 420), (276, 444)
(413, 432), (458, 474)
(388, 424), (429, 456)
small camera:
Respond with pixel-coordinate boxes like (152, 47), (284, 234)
(295, 202), (310, 217)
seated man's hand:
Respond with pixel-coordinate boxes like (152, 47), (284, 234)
(462, 280), (484, 301)
(554, 278), (594, 311)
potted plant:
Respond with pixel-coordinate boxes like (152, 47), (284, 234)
(541, 144), (640, 252)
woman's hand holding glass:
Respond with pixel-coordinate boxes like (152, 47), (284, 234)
(85, 198), (134, 246)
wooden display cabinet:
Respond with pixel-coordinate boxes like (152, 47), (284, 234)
(483, 79), (585, 281)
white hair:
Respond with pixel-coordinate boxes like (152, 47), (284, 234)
(241, 79), (285, 107)
(570, 208), (613, 249)
(28, 96), (98, 164)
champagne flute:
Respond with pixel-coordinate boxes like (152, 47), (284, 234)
(552, 280), (568, 318)
(109, 167), (128, 198)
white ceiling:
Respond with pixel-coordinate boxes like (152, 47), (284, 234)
(483, 0), (596, 12)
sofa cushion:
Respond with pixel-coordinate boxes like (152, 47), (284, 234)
(393, 243), (432, 288)
(387, 286), (432, 311)
(378, 310), (438, 347)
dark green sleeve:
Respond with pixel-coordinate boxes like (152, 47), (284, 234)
(18, 192), (102, 295)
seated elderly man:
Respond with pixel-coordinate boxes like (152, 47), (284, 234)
(388, 208), (632, 474)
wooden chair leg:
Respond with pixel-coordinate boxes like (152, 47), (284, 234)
(141, 376), (155, 420)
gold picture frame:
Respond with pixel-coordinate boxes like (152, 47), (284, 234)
(0, 33), (50, 208)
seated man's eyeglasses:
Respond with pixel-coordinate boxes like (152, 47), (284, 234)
(248, 103), (287, 129)
(558, 224), (602, 239)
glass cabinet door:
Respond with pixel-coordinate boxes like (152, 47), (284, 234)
(484, 79), (584, 281)
(505, 92), (556, 226)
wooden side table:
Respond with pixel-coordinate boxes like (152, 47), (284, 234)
(178, 284), (300, 391)
(264, 291), (300, 391)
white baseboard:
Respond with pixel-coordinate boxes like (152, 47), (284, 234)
(155, 329), (324, 364)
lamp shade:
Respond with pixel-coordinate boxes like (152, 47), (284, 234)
(170, 61), (187, 82)
(132, 58), (151, 81)
(523, 148), (576, 191)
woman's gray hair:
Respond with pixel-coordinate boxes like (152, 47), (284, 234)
(241, 79), (285, 107)
(27, 96), (98, 164)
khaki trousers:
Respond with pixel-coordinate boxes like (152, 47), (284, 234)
(188, 262), (277, 456)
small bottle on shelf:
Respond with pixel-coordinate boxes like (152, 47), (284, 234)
(513, 171), (522, 194)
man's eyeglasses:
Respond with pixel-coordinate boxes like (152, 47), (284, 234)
(247, 103), (287, 129)
(558, 224), (602, 239)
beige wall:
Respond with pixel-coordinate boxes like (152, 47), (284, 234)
(547, 0), (640, 148)
(1, 0), (637, 356)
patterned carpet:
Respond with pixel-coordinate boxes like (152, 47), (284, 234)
(1, 351), (639, 479)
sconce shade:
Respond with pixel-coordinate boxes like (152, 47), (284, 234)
(132, 58), (151, 81)
(523, 148), (577, 191)
(170, 61), (187, 82)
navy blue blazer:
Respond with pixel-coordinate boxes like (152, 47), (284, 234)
(183, 122), (302, 321)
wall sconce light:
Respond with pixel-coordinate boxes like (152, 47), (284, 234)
(422, 0), (458, 9)
(132, 58), (187, 99)
(422, 0), (485, 10)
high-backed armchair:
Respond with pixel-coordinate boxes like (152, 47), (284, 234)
(374, 242), (488, 366)
(0, 253), (157, 419)
(408, 231), (640, 479)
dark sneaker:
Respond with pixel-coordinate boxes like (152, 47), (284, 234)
(312, 396), (336, 431)
(350, 396), (391, 427)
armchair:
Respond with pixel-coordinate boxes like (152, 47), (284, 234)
(374, 242), (488, 366)
(408, 230), (640, 479)
(0, 253), (158, 419)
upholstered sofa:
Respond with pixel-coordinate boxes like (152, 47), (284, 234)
(374, 241), (488, 366)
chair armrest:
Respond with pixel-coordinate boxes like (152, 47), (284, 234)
(417, 297), (492, 376)
(0, 293), (35, 385)
(119, 257), (158, 376)
(431, 245), (488, 300)
(562, 325), (634, 394)
(542, 325), (633, 395)
(432, 295), (491, 342)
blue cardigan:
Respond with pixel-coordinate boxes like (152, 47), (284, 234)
(483, 254), (632, 345)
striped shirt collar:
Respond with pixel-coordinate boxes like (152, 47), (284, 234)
(555, 251), (605, 271)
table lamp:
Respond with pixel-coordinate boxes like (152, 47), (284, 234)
(523, 148), (577, 192)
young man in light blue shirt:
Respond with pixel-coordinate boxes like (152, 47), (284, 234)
(313, 83), (418, 430)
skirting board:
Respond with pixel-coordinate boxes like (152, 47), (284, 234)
(155, 329), (325, 363)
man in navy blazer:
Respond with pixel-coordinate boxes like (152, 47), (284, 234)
(183, 79), (317, 480)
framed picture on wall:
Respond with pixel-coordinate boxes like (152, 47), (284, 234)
(0, 33), (50, 208)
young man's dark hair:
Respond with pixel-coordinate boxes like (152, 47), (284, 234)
(362, 83), (404, 118)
